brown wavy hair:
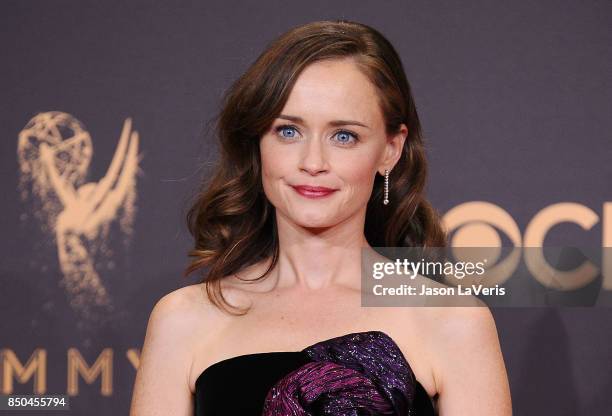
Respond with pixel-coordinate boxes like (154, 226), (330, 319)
(184, 20), (448, 315)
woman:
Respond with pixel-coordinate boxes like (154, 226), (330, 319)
(130, 20), (512, 415)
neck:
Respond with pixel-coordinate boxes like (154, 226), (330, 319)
(271, 207), (372, 291)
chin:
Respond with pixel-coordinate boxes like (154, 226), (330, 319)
(295, 215), (334, 229)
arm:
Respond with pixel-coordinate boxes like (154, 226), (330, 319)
(129, 290), (197, 416)
(433, 306), (512, 415)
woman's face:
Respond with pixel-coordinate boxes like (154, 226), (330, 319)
(259, 57), (407, 229)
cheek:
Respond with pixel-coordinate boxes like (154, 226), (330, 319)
(260, 138), (279, 178)
(260, 136), (302, 178)
(338, 154), (378, 193)
(259, 138), (290, 200)
(260, 147), (275, 197)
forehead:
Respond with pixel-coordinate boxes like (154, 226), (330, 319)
(280, 58), (384, 127)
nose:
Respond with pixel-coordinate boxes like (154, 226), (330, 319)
(299, 136), (329, 175)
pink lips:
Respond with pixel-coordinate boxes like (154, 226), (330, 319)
(291, 185), (337, 198)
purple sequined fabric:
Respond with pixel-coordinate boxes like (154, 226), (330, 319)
(262, 331), (416, 415)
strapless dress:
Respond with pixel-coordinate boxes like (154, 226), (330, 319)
(194, 330), (436, 415)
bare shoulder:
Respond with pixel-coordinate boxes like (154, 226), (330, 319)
(425, 306), (512, 415)
(149, 283), (233, 349)
(154, 283), (216, 313)
(427, 305), (499, 346)
(129, 284), (224, 416)
(147, 284), (218, 333)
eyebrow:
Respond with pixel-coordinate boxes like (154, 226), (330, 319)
(277, 114), (371, 129)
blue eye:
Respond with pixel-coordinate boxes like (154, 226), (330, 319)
(334, 130), (358, 145)
(276, 125), (298, 138)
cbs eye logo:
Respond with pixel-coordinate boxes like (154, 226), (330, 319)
(443, 201), (612, 291)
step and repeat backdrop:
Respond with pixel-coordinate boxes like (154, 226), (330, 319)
(1, 1), (610, 415)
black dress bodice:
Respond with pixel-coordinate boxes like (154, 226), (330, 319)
(194, 331), (436, 415)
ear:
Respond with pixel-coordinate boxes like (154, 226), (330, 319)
(378, 123), (408, 175)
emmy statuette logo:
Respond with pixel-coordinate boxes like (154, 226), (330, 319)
(17, 112), (142, 321)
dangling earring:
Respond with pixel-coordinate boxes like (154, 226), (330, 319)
(383, 169), (390, 205)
